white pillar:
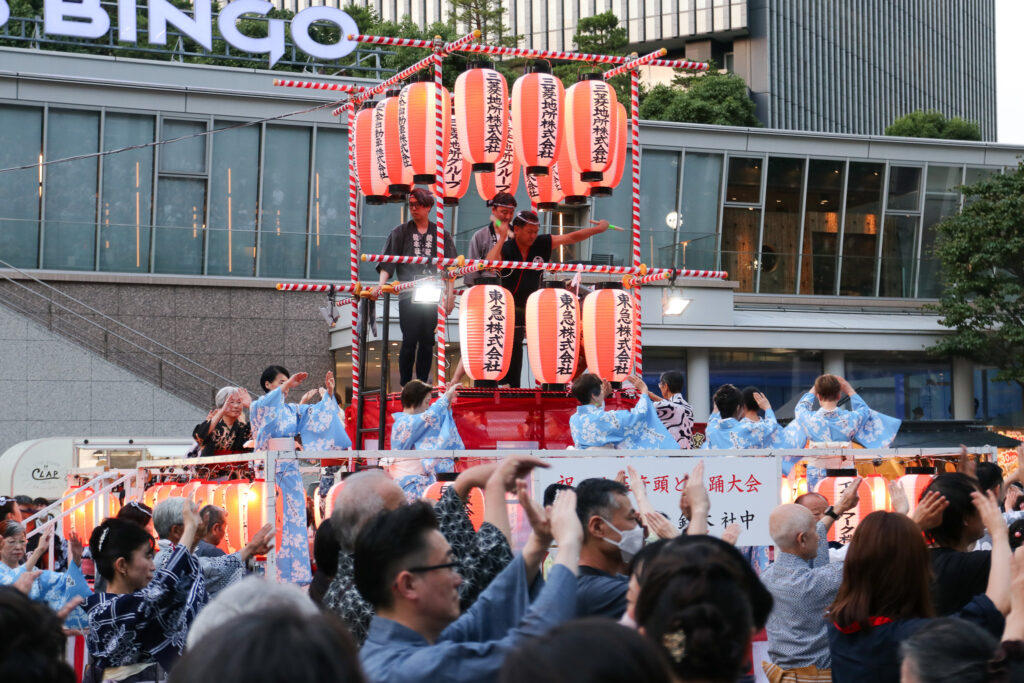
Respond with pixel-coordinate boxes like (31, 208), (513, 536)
(687, 348), (711, 420)
(952, 357), (974, 420)
(823, 350), (845, 378)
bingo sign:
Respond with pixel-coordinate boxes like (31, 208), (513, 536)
(534, 456), (778, 547)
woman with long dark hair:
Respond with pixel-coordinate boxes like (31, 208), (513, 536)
(828, 503), (1010, 683)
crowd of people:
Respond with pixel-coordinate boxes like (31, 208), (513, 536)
(3, 444), (1024, 683)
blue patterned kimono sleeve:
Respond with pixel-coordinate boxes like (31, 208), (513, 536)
(614, 395), (680, 450)
(275, 459), (313, 585)
(0, 562), (93, 629)
(250, 387), (303, 450)
(848, 395), (902, 448)
(298, 391), (352, 451)
(420, 394), (464, 450)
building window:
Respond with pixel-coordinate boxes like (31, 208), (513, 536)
(758, 156), (803, 294)
(676, 151), (722, 271)
(709, 350), (823, 413)
(845, 353), (952, 421)
(639, 149), (681, 269)
(974, 369), (1024, 425)
(0, 105), (43, 268)
(918, 165), (963, 298)
(309, 129), (351, 280)
(838, 162), (884, 296)
(721, 156), (762, 292)
(99, 114), (154, 274)
(879, 166), (922, 298)
(801, 159), (845, 295)
(208, 122), (259, 277)
(154, 118), (208, 275)
(642, 348), (689, 396)
(259, 125), (311, 279)
(43, 110), (100, 270)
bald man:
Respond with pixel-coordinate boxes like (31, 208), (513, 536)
(760, 480), (861, 683)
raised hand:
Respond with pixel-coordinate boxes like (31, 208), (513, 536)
(13, 569), (41, 594)
(721, 523), (742, 546)
(517, 480), (552, 542)
(972, 490), (1007, 538)
(489, 455), (550, 493)
(644, 511), (681, 540)
(234, 387), (252, 410)
(588, 219), (610, 233)
(888, 479), (909, 516)
(549, 489), (583, 551)
(912, 490), (949, 530)
(69, 530), (85, 566)
(753, 392), (771, 412)
(242, 523), (274, 561)
(836, 477), (862, 515)
(325, 371), (336, 396)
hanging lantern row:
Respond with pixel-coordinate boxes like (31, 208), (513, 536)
(352, 65), (631, 206)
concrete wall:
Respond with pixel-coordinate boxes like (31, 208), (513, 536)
(0, 276), (335, 455)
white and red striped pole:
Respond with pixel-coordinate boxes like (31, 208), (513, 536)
(272, 79), (367, 94)
(603, 48), (667, 80)
(623, 271), (671, 288)
(446, 262), (485, 279)
(275, 282), (358, 292)
(629, 69), (644, 376)
(360, 253), (729, 279)
(432, 50), (448, 389)
(346, 34), (436, 49)
(347, 104), (362, 399)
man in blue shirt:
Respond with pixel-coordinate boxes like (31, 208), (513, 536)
(356, 490), (583, 683)
(573, 478), (643, 619)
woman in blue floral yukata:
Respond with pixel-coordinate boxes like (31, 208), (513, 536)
(794, 374), (901, 448)
(0, 520), (92, 630)
(388, 380), (463, 500)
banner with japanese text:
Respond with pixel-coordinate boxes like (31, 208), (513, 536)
(533, 456), (779, 547)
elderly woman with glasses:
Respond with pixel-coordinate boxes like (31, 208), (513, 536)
(376, 188), (459, 387)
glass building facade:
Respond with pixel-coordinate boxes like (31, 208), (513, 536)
(0, 102), (1007, 297)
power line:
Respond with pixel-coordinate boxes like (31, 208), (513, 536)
(0, 97), (353, 175)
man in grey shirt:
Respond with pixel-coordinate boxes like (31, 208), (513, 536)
(464, 191), (516, 286)
(760, 482), (860, 682)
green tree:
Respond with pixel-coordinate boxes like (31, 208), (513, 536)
(553, 12), (631, 107)
(927, 163), (1024, 390)
(885, 110), (982, 141)
(638, 63), (760, 127)
(449, 0), (517, 47)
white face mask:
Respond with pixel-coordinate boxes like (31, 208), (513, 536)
(600, 517), (645, 563)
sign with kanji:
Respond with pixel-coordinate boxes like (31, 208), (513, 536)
(534, 456), (778, 547)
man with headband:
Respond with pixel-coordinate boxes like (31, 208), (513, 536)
(485, 211), (610, 387)
(465, 192), (517, 287)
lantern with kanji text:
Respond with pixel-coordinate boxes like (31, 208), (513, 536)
(526, 164), (563, 211)
(814, 471), (890, 544)
(443, 110), (471, 206)
(459, 282), (515, 386)
(373, 89), (412, 198)
(399, 73), (451, 185)
(475, 109), (520, 201)
(511, 62), (564, 176)
(582, 284), (635, 383)
(588, 101), (627, 197)
(525, 282), (580, 389)
(564, 74), (617, 182)
(455, 62), (508, 173)
(355, 100), (388, 205)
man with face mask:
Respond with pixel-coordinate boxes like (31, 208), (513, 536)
(573, 478), (644, 618)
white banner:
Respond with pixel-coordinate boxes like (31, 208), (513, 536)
(534, 455), (779, 547)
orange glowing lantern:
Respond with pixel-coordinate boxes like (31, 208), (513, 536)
(589, 101), (627, 197)
(61, 486), (119, 542)
(815, 472), (890, 544)
(564, 74), (617, 182)
(455, 62), (508, 173)
(443, 112), (472, 206)
(898, 467), (936, 516)
(511, 63), (564, 176)
(244, 480), (284, 548)
(399, 75), (451, 185)
(475, 109), (520, 201)
(373, 89), (413, 198)
(355, 100), (388, 205)
(214, 480), (250, 553)
(424, 481), (485, 531)
(525, 164), (563, 211)
(554, 145), (590, 204)
(144, 483), (180, 510)
(459, 283), (515, 385)
(525, 282), (579, 388)
(582, 284), (635, 382)
(780, 475), (809, 505)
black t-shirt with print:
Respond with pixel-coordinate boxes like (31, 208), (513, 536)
(377, 220), (458, 286)
(499, 233), (553, 316)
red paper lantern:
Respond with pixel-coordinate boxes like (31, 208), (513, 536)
(815, 473), (889, 544)
(244, 480), (284, 549)
(214, 480), (250, 553)
(525, 164), (563, 211)
(555, 144), (590, 204)
(61, 485), (120, 542)
(424, 481), (485, 531)
(898, 468), (936, 516)
(589, 101), (627, 197)
(564, 74), (617, 182)
(354, 101), (388, 205)
(525, 282), (579, 387)
(582, 284), (635, 382)
(475, 108), (520, 201)
(459, 284), (515, 384)
(511, 63), (564, 176)
(443, 112), (471, 206)
(455, 63), (508, 173)
(399, 76), (451, 185)
(374, 89), (413, 198)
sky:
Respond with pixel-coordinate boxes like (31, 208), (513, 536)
(996, 0), (1024, 143)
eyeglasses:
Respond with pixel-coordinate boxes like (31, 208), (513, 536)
(408, 201), (424, 208)
(406, 560), (461, 574)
